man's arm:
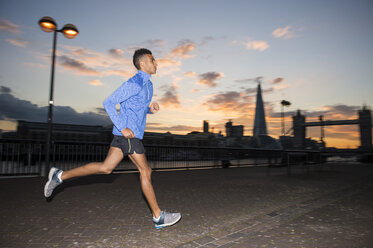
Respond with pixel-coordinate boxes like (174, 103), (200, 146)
(103, 82), (141, 132)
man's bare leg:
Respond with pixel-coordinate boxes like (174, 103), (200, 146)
(44, 147), (124, 197)
(61, 147), (124, 181)
(128, 152), (162, 218)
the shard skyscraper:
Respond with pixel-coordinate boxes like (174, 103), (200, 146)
(253, 83), (268, 136)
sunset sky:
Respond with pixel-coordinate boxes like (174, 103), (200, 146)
(0, 0), (372, 148)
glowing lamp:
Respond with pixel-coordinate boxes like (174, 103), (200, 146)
(38, 16), (57, 32)
(62, 24), (79, 39)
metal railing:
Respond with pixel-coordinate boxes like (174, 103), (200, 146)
(3, 138), (369, 177)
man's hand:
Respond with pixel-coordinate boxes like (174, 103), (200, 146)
(121, 128), (135, 138)
(149, 102), (160, 114)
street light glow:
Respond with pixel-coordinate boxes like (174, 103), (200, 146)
(40, 22), (56, 32)
(38, 16), (57, 32)
(62, 24), (79, 39)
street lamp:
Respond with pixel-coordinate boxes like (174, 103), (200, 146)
(281, 100), (291, 136)
(38, 16), (78, 176)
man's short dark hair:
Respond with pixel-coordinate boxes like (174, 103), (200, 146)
(133, 48), (152, 70)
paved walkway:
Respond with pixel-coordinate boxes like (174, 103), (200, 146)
(1, 163), (372, 248)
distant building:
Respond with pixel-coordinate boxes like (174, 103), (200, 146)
(253, 83), (268, 136)
(1, 131), (17, 139)
(15, 120), (112, 143)
(143, 130), (224, 147)
(203, 120), (209, 133)
(225, 120), (243, 137)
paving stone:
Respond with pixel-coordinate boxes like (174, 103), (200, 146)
(194, 235), (216, 245)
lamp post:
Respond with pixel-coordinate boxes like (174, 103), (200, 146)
(38, 16), (78, 176)
(281, 100), (291, 136)
(319, 115), (325, 142)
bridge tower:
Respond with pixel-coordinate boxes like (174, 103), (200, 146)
(359, 106), (372, 150)
(293, 110), (306, 149)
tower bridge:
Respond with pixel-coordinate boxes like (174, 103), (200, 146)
(293, 106), (372, 150)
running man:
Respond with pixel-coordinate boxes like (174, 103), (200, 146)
(44, 48), (181, 229)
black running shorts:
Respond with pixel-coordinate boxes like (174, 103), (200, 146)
(110, 136), (145, 155)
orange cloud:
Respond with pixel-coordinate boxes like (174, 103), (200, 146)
(272, 77), (284, 84)
(197, 72), (224, 87)
(245, 40), (269, 51)
(157, 58), (181, 68)
(60, 45), (133, 71)
(6, 38), (28, 48)
(272, 25), (297, 39)
(0, 19), (21, 34)
(170, 41), (195, 59)
(102, 70), (134, 78)
(274, 83), (290, 90)
(108, 48), (124, 57)
(159, 83), (180, 109)
(146, 123), (200, 133)
(203, 91), (254, 114)
(59, 56), (101, 76)
(184, 71), (196, 78)
(89, 79), (104, 86)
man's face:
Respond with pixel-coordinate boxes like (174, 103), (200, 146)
(140, 54), (157, 75)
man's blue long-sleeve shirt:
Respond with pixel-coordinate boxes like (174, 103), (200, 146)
(103, 70), (153, 140)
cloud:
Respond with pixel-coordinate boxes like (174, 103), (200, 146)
(89, 79), (104, 86)
(0, 86), (11, 93)
(235, 78), (255, 84)
(157, 58), (181, 68)
(25, 62), (47, 68)
(108, 48), (124, 57)
(263, 87), (274, 94)
(200, 36), (215, 45)
(143, 39), (167, 48)
(184, 71), (196, 78)
(197, 72), (224, 87)
(0, 19), (21, 34)
(272, 26), (298, 39)
(59, 55), (101, 76)
(322, 104), (360, 116)
(147, 123), (199, 132)
(245, 40), (269, 51)
(273, 83), (289, 90)
(203, 91), (253, 114)
(205, 91), (241, 106)
(272, 77), (284, 84)
(245, 87), (258, 95)
(155, 58), (181, 76)
(235, 77), (265, 84)
(0, 89), (111, 126)
(159, 83), (180, 109)
(71, 48), (86, 57)
(170, 40), (196, 59)
(60, 45), (133, 72)
(6, 38), (28, 48)
(102, 70), (133, 78)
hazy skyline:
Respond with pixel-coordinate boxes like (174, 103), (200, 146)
(0, 0), (372, 148)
